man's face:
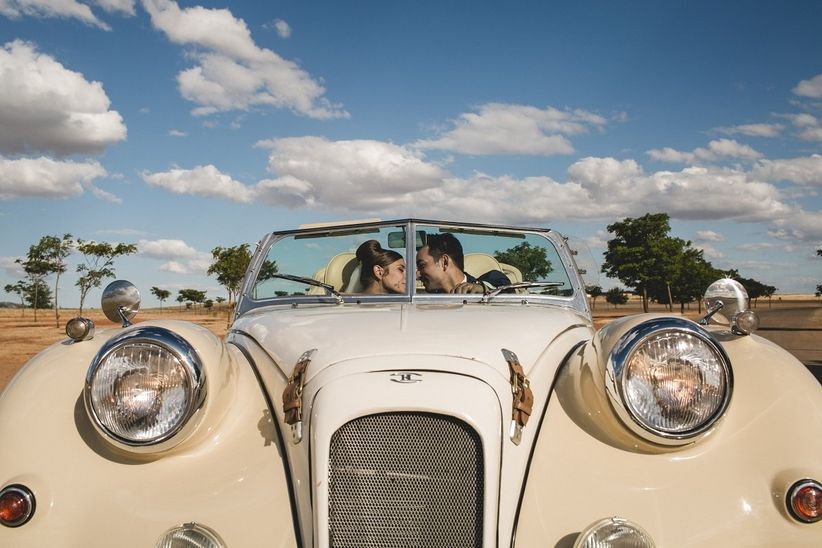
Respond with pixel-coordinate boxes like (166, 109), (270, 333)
(416, 246), (448, 292)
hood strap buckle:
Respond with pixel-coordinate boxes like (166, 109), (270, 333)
(502, 348), (533, 445)
(282, 348), (317, 444)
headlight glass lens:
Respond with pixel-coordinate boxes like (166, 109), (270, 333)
(623, 330), (728, 436)
(574, 517), (655, 547)
(155, 523), (224, 548)
(609, 319), (732, 443)
(86, 327), (204, 446)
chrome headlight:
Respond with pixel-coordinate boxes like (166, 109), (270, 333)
(606, 317), (732, 445)
(574, 517), (655, 547)
(85, 326), (206, 450)
(155, 523), (224, 548)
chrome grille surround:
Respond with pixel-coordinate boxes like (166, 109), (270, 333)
(328, 412), (484, 548)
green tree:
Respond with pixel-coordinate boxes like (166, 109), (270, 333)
(18, 279), (52, 309)
(32, 234), (74, 327)
(207, 244), (252, 307)
(601, 213), (679, 313)
(494, 242), (552, 280)
(16, 240), (53, 322)
(586, 285), (603, 310)
(176, 294), (185, 310)
(647, 243), (721, 314)
(178, 289), (207, 309)
(4, 282), (27, 315)
(150, 286), (172, 312)
(605, 287), (629, 308)
(75, 240), (137, 315)
(204, 299), (214, 310)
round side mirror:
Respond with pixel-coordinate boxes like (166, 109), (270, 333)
(101, 280), (141, 326)
(703, 278), (749, 320)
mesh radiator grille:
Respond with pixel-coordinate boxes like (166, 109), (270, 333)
(328, 412), (484, 548)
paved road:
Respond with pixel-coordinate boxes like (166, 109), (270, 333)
(753, 304), (822, 384)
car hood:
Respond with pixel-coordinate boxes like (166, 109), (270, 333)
(230, 302), (591, 382)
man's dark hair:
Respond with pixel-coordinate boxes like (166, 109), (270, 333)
(425, 233), (464, 271)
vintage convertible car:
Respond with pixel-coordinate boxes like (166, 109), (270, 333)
(1, 219), (821, 547)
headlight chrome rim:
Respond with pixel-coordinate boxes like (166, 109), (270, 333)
(84, 326), (206, 451)
(606, 317), (733, 445)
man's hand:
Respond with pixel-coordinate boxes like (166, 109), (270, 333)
(453, 282), (486, 294)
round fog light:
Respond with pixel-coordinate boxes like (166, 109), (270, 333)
(0, 485), (35, 527)
(788, 479), (822, 523)
(66, 317), (95, 341)
(574, 516), (655, 548)
(155, 522), (224, 548)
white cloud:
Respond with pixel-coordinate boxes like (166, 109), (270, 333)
(768, 210), (822, 242)
(0, 0), (110, 29)
(694, 243), (724, 260)
(0, 40), (127, 156)
(138, 238), (200, 259)
(159, 257), (211, 275)
(272, 18), (291, 39)
(94, 0), (136, 15)
(415, 103), (607, 156)
(777, 113), (822, 141)
(142, 164), (255, 202)
(696, 230), (724, 242)
(255, 137), (449, 209)
(0, 256), (25, 278)
(713, 123), (784, 138)
(142, 0), (347, 119)
(0, 155), (108, 200)
(752, 154), (822, 186)
(138, 238), (211, 274)
(793, 73), (822, 99)
(647, 139), (762, 165)
(168, 129), (187, 137)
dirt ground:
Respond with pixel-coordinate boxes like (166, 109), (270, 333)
(1, 297), (820, 392)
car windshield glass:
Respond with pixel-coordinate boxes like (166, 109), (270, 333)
(413, 225), (573, 297)
(251, 224), (409, 300)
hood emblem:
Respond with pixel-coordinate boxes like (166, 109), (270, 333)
(390, 372), (422, 384)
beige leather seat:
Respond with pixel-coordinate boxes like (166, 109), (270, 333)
(464, 253), (503, 280)
(321, 252), (363, 293)
(464, 253), (522, 287)
(499, 262), (523, 284)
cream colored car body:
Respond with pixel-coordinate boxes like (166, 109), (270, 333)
(1, 219), (820, 547)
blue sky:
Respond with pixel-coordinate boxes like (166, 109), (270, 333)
(1, 0), (821, 308)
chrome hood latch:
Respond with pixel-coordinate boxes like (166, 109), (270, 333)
(502, 348), (534, 445)
(282, 349), (317, 444)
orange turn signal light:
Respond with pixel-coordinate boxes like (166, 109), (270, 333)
(0, 485), (35, 527)
(788, 479), (822, 523)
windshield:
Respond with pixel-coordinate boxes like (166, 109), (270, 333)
(414, 224), (573, 297)
(251, 224), (409, 300)
(244, 220), (576, 305)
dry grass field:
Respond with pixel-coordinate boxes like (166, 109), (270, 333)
(1, 296), (819, 393)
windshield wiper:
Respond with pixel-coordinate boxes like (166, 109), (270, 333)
(480, 281), (564, 303)
(271, 273), (344, 304)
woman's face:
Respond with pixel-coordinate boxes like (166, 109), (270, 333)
(377, 258), (407, 294)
